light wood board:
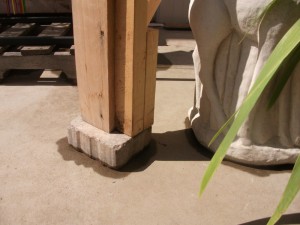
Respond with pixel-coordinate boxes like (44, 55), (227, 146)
(115, 0), (148, 136)
(147, 0), (161, 24)
(72, 0), (115, 132)
(144, 28), (159, 129)
(21, 23), (71, 56)
(0, 23), (36, 54)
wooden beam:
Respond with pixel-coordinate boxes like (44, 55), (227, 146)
(21, 23), (71, 56)
(115, 0), (148, 136)
(0, 51), (76, 80)
(72, 0), (115, 132)
(144, 28), (159, 129)
(72, 0), (158, 137)
(0, 23), (36, 54)
(147, 0), (161, 24)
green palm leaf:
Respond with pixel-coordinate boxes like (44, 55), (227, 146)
(200, 19), (300, 225)
(267, 155), (300, 225)
(268, 44), (300, 109)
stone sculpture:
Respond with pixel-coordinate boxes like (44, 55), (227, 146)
(188, 0), (300, 165)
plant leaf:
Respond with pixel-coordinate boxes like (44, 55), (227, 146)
(267, 155), (300, 225)
(200, 19), (300, 197)
(208, 111), (237, 147)
(258, 0), (279, 24)
(268, 44), (300, 109)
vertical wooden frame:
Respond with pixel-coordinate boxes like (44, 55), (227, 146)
(147, 0), (161, 24)
(72, 0), (115, 133)
(115, 0), (148, 136)
(72, 0), (160, 137)
(144, 28), (159, 129)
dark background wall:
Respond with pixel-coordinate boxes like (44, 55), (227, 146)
(0, 0), (71, 14)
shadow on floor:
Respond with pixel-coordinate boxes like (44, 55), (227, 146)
(223, 160), (294, 177)
(56, 128), (212, 178)
(120, 128), (213, 173)
(1, 69), (75, 86)
(121, 129), (294, 177)
(157, 50), (194, 66)
(158, 28), (194, 46)
(56, 137), (130, 179)
(239, 213), (300, 225)
(57, 126), (294, 178)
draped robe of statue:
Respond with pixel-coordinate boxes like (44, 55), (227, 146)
(188, 0), (300, 165)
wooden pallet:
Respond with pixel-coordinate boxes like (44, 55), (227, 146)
(0, 22), (76, 82)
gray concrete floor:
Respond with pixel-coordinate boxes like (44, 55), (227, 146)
(0, 29), (299, 225)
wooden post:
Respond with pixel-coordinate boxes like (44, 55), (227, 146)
(147, 0), (161, 24)
(144, 28), (159, 129)
(69, 0), (160, 168)
(115, 0), (148, 136)
(72, 0), (160, 137)
(72, 0), (115, 133)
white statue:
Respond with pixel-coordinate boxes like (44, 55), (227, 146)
(189, 0), (300, 165)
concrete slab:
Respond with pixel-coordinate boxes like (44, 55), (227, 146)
(0, 30), (299, 225)
(68, 117), (151, 169)
(157, 28), (195, 67)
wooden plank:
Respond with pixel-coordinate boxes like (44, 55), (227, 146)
(21, 23), (71, 56)
(147, 0), (161, 25)
(40, 70), (62, 79)
(70, 45), (75, 55)
(72, 0), (115, 132)
(115, 0), (148, 137)
(0, 53), (76, 79)
(0, 23), (36, 37)
(0, 25), (8, 33)
(0, 23), (36, 54)
(0, 70), (8, 81)
(144, 28), (159, 129)
(0, 46), (7, 55)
